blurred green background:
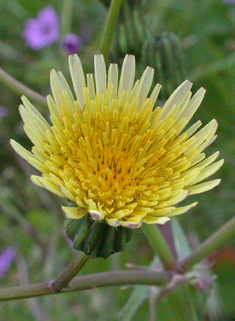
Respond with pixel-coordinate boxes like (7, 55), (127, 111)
(0, 0), (234, 320)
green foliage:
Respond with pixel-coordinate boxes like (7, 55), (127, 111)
(0, 0), (234, 320)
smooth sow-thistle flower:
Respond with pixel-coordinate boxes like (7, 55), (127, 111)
(11, 55), (223, 248)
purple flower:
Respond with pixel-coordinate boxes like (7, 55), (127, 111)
(23, 6), (59, 50)
(61, 33), (83, 55)
(0, 248), (16, 278)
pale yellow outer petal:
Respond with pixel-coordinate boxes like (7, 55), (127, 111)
(62, 206), (86, 219)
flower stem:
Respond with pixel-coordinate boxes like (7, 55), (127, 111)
(142, 224), (176, 269)
(0, 269), (171, 302)
(1, 216), (234, 301)
(158, 221), (177, 259)
(99, 0), (124, 59)
(0, 67), (47, 107)
(50, 253), (89, 292)
(61, 0), (74, 36)
(180, 215), (235, 271)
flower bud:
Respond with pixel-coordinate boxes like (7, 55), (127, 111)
(61, 33), (83, 55)
(111, 2), (151, 60)
(142, 33), (186, 99)
(64, 214), (134, 259)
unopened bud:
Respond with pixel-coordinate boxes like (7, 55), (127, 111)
(142, 33), (186, 99)
(61, 33), (82, 55)
(64, 214), (133, 259)
(111, 2), (151, 60)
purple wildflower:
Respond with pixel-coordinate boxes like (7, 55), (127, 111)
(23, 6), (59, 50)
(61, 33), (83, 55)
(0, 248), (16, 278)
(0, 106), (9, 119)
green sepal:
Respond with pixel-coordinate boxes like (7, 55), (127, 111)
(64, 214), (134, 259)
(111, 1), (151, 61)
(142, 33), (186, 100)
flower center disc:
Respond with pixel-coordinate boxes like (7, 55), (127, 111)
(60, 92), (173, 227)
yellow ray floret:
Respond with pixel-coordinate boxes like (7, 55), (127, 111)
(10, 54), (223, 228)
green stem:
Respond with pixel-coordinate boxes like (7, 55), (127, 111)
(0, 68), (47, 106)
(142, 224), (176, 270)
(61, 0), (74, 36)
(50, 254), (89, 292)
(0, 269), (171, 302)
(2, 216), (234, 302)
(180, 215), (235, 271)
(0, 67), (47, 106)
(99, 0), (124, 59)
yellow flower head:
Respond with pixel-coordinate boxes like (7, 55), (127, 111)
(11, 55), (223, 229)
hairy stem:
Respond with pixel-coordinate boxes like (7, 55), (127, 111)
(99, 0), (124, 59)
(0, 67), (47, 106)
(50, 254), (89, 292)
(0, 269), (171, 302)
(1, 216), (234, 302)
